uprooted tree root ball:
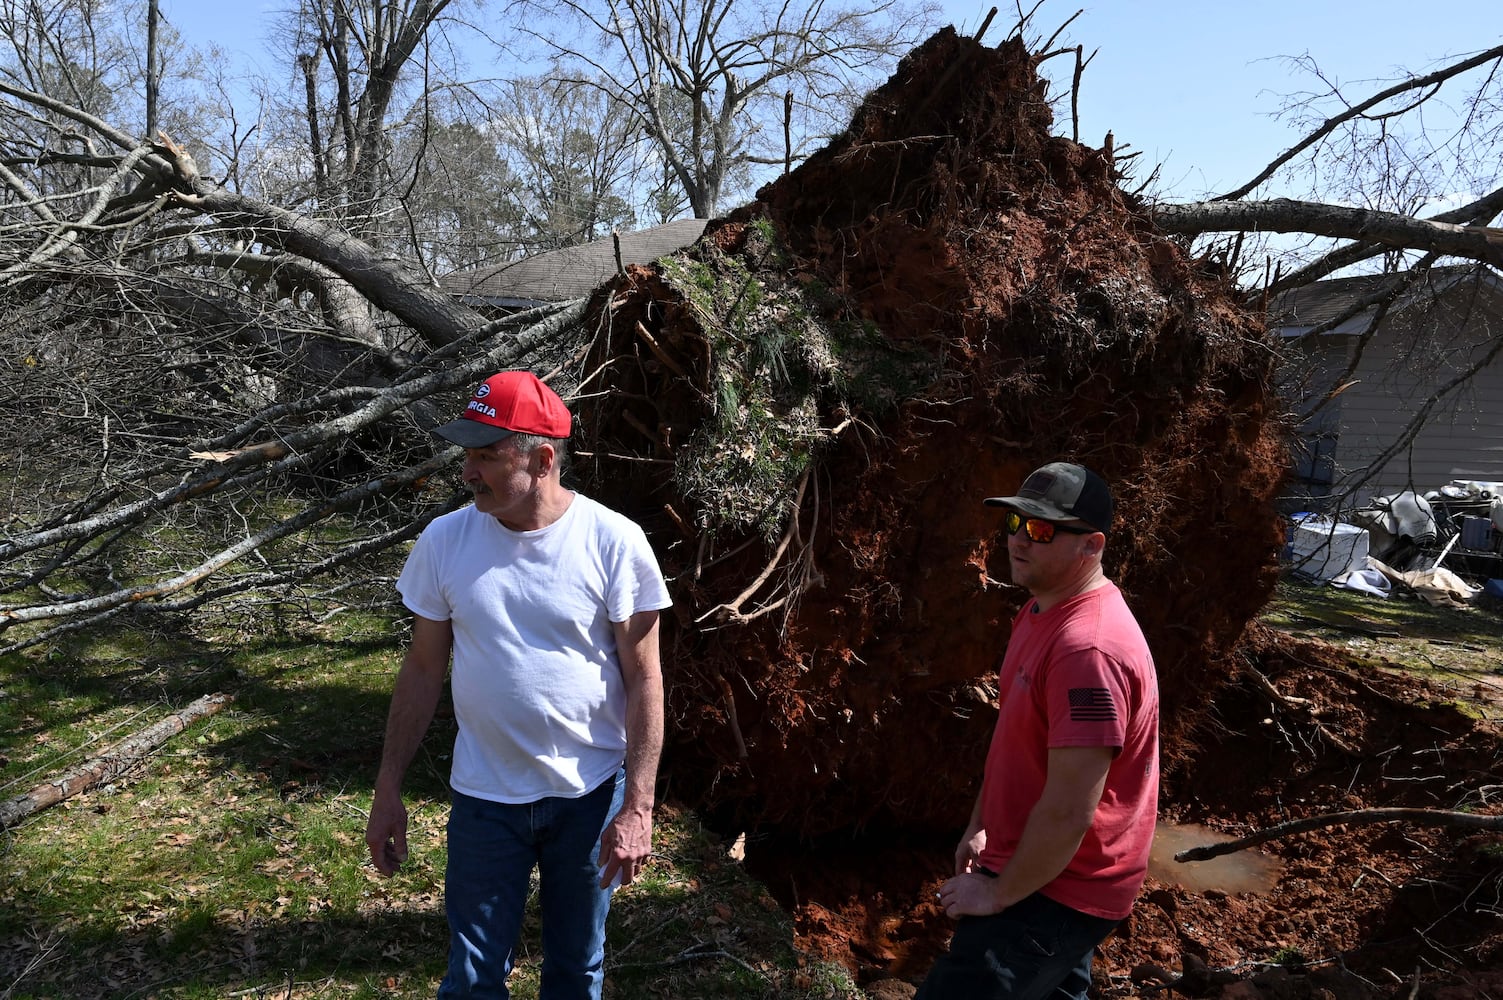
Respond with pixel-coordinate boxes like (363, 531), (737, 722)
(575, 26), (1285, 835)
(554, 26), (1498, 997)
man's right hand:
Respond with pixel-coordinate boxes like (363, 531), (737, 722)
(954, 822), (986, 876)
(365, 792), (410, 876)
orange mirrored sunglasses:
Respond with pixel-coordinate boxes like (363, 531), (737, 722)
(1003, 510), (1095, 544)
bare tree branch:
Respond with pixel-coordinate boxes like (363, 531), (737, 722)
(1264, 183), (1503, 296)
(1153, 197), (1503, 268)
(0, 298), (584, 572)
(181, 183), (485, 345)
(0, 694), (232, 828)
(527, 0), (936, 217)
(1216, 43), (1503, 202)
(1175, 807), (1503, 863)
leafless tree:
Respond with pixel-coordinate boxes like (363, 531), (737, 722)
(1, 0), (125, 114)
(391, 114), (529, 272)
(491, 75), (643, 253)
(1094, 35), (1503, 512)
(276, 0), (458, 227)
(525, 0), (940, 218)
(5, 11), (1503, 646)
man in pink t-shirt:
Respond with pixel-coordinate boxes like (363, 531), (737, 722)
(918, 462), (1159, 1000)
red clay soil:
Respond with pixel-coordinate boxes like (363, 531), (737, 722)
(775, 628), (1503, 998)
(568, 27), (1503, 998)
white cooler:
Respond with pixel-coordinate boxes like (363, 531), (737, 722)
(1289, 520), (1369, 581)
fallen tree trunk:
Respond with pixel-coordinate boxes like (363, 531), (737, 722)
(0, 693), (232, 828)
(1153, 198), (1503, 267)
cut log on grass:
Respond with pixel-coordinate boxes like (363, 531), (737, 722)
(1174, 806), (1503, 862)
(0, 693), (231, 828)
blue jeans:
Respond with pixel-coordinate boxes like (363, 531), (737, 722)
(915, 892), (1119, 1000)
(438, 770), (625, 1000)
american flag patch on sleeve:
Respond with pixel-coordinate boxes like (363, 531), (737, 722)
(1068, 687), (1117, 722)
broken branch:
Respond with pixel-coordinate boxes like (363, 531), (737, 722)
(634, 320), (691, 380)
(1175, 807), (1503, 862)
(0, 693), (232, 828)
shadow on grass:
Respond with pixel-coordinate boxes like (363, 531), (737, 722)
(1266, 574), (1503, 647)
(0, 617), (828, 999)
(0, 612), (457, 807)
(1, 903), (450, 999)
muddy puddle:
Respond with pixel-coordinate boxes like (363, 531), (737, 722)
(1147, 822), (1283, 895)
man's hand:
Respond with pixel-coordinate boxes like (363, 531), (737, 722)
(365, 792), (410, 876)
(954, 822), (986, 875)
(936, 871), (1007, 919)
(596, 803), (653, 888)
(364, 615), (451, 877)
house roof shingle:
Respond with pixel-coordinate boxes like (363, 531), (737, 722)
(1269, 265), (1499, 330)
(440, 219), (710, 306)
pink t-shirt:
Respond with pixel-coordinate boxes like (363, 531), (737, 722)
(977, 582), (1159, 920)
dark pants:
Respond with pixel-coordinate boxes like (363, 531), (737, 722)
(915, 892), (1119, 1000)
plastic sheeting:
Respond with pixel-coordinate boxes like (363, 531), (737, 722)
(1349, 491), (1438, 545)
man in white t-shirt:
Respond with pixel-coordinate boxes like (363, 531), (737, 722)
(364, 371), (672, 1000)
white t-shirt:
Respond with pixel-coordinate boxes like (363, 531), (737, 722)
(397, 494), (672, 803)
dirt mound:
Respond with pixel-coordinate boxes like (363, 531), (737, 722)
(765, 627), (1503, 994)
(576, 26), (1284, 834)
(560, 25), (1503, 995)
(1104, 629), (1503, 998)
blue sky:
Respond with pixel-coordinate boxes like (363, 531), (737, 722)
(958, 0), (1503, 199)
(162, 0), (1501, 202)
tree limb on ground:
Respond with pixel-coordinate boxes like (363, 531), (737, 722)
(0, 300), (583, 602)
(0, 693), (232, 829)
(1175, 807), (1503, 862)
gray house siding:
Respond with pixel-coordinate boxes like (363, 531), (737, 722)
(1336, 329), (1503, 493)
(1278, 268), (1503, 506)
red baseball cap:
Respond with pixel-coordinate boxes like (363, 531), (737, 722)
(432, 371), (572, 447)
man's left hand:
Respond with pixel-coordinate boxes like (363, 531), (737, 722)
(936, 872), (1007, 918)
(597, 803), (653, 888)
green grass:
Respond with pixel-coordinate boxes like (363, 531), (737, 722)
(1261, 575), (1503, 700)
(12, 573), (1492, 997)
(0, 613), (858, 999)
(1266, 946), (1307, 969)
